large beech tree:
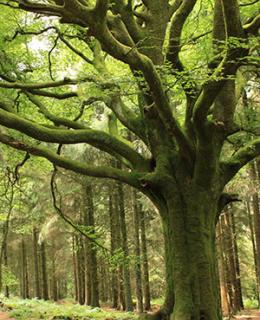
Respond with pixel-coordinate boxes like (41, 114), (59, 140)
(0, 0), (259, 319)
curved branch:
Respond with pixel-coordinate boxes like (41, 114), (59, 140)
(25, 93), (88, 130)
(18, 0), (63, 16)
(0, 132), (144, 189)
(27, 89), (78, 99)
(0, 77), (94, 90)
(221, 137), (260, 184)
(0, 107), (149, 170)
(244, 13), (260, 35)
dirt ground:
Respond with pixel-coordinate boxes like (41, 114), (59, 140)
(234, 310), (260, 320)
(0, 312), (15, 320)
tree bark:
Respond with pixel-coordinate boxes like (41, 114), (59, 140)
(109, 186), (120, 309)
(84, 183), (100, 307)
(246, 198), (260, 304)
(117, 180), (134, 311)
(40, 241), (49, 300)
(21, 238), (29, 299)
(32, 227), (41, 298)
(249, 163), (260, 299)
(152, 183), (223, 320)
(140, 208), (151, 311)
(132, 189), (144, 313)
(216, 223), (230, 317)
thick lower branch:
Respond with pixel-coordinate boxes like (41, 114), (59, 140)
(0, 107), (148, 170)
(0, 132), (144, 188)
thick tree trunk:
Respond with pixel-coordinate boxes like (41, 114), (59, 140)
(157, 187), (222, 320)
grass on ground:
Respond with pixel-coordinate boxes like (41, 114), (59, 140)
(0, 296), (139, 320)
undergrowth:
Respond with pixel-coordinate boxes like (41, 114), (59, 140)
(0, 296), (138, 320)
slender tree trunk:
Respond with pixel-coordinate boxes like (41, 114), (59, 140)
(32, 227), (41, 298)
(3, 243), (9, 298)
(140, 209), (151, 311)
(76, 236), (85, 305)
(249, 163), (260, 299)
(246, 199), (260, 304)
(132, 190), (144, 313)
(216, 223), (230, 317)
(72, 235), (79, 302)
(85, 183), (100, 307)
(109, 188), (119, 309)
(117, 180), (133, 311)
(51, 240), (58, 301)
(21, 238), (29, 299)
(230, 209), (243, 309)
(40, 241), (49, 300)
(220, 210), (243, 313)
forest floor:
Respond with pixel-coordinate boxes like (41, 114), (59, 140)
(0, 299), (259, 320)
(0, 312), (15, 320)
(234, 310), (260, 319)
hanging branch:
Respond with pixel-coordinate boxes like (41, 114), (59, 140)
(48, 35), (59, 81)
(50, 146), (108, 252)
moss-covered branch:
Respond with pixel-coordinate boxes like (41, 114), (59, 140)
(0, 107), (149, 170)
(25, 93), (88, 130)
(221, 138), (260, 184)
(0, 131), (144, 188)
(0, 77), (95, 90)
(193, 0), (246, 136)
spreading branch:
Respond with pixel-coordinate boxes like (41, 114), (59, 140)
(0, 131), (145, 189)
(0, 106), (149, 170)
(222, 138), (260, 183)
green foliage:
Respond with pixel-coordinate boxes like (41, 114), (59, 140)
(1, 297), (138, 320)
(2, 266), (18, 288)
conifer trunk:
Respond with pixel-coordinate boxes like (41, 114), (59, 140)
(133, 190), (144, 313)
(249, 163), (260, 297)
(117, 180), (133, 311)
(140, 209), (151, 311)
(40, 241), (49, 300)
(109, 187), (119, 308)
(33, 227), (41, 298)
